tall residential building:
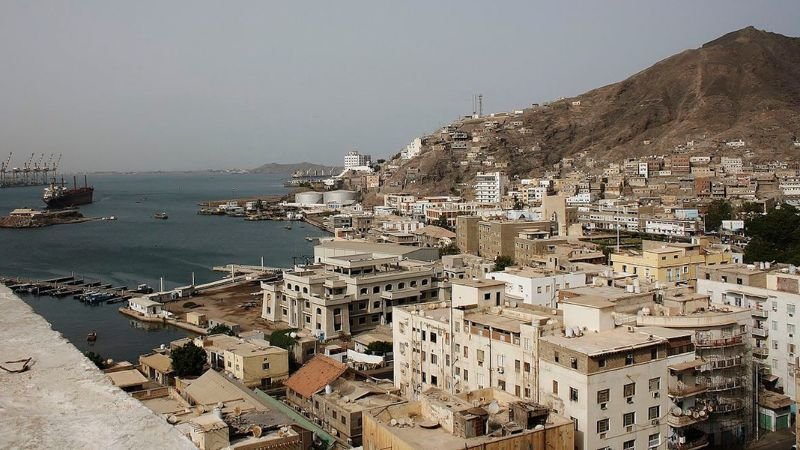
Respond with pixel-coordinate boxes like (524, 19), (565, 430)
(392, 279), (562, 401)
(262, 250), (438, 339)
(344, 150), (372, 169)
(486, 266), (588, 307)
(474, 171), (506, 204)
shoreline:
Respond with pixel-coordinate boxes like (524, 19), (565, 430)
(118, 307), (208, 335)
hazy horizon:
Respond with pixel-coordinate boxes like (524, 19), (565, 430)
(1, 1), (798, 172)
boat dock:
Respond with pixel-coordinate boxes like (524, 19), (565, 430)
(212, 264), (284, 277)
(0, 275), (152, 305)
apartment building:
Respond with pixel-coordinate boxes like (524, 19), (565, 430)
(392, 279), (562, 402)
(474, 171), (506, 204)
(698, 263), (800, 399)
(478, 220), (551, 260)
(486, 266), (587, 307)
(344, 150), (372, 169)
(539, 325), (693, 450)
(362, 387), (575, 450)
(610, 241), (733, 284)
(262, 252), (438, 338)
(192, 334), (289, 388)
(456, 215), (481, 254)
(578, 201), (650, 233)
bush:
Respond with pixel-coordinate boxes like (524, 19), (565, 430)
(367, 341), (393, 355)
(493, 255), (515, 272)
(207, 324), (236, 336)
(84, 351), (107, 369)
(268, 329), (298, 350)
(171, 342), (206, 377)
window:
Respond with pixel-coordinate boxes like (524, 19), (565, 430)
(422, 279), (428, 285)
(623, 440), (635, 450)
(524, 337), (531, 350)
(624, 382), (636, 397)
(430, 332), (437, 343)
(515, 360), (521, 372)
(463, 346), (469, 358)
(648, 433), (660, 449)
(524, 362), (531, 373)
(552, 380), (559, 394)
(648, 405), (660, 420)
(398, 282), (405, 289)
(476, 349), (485, 363)
(430, 354), (438, 365)
(597, 389), (609, 403)
(431, 375), (438, 386)
(410, 280), (417, 287)
(790, 324), (796, 335)
(554, 351), (560, 363)
(421, 330), (426, 340)
(373, 301), (380, 308)
(358, 317), (366, 324)
(498, 380), (506, 390)
(262, 361), (270, 370)
(340, 415), (346, 425)
(360, 288), (367, 295)
(484, 293), (491, 300)
(569, 387), (578, 401)
(598, 358), (606, 368)
(625, 353), (634, 365)
(649, 377), (660, 391)
(373, 286), (380, 294)
(623, 412), (635, 427)
(332, 411), (337, 420)
(463, 369), (468, 381)
(650, 348), (657, 360)
(597, 418), (609, 433)
(789, 304), (796, 316)
(772, 320), (778, 331)
(570, 357), (578, 369)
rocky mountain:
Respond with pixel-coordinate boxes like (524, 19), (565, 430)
(382, 27), (800, 197)
(251, 162), (341, 175)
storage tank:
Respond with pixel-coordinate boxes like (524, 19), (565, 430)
(294, 191), (324, 205)
(323, 190), (357, 205)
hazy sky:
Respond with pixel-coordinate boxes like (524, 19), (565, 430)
(0, 1), (798, 172)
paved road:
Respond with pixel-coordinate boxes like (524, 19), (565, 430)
(747, 428), (795, 450)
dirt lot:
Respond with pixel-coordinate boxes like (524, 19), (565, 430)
(162, 282), (288, 333)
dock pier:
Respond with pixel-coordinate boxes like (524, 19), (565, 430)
(0, 275), (152, 304)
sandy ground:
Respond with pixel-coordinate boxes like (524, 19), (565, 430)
(162, 282), (288, 333)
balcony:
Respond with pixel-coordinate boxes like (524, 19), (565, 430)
(668, 383), (707, 398)
(669, 433), (709, 450)
(380, 287), (421, 301)
(699, 356), (743, 371)
(710, 400), (744, 414)
(752, 327), (768, 338)
(694, 334), (745, 348)
(702, 379), (743, 392)
(753, 347), (769, 359)
(751, 309), (768, 319)
(666, 413), (707, 428)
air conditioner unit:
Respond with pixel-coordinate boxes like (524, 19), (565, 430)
(651, 419), (659, 425)
(600, 403), (607, 410)
(626, 426), (633, 432)
(652, 391), (660, 398)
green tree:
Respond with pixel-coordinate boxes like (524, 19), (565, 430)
(207, 324), (236, 336)
(493, 255), (515, 272)
(171, 342), (207, 377)
(704, 200), (733, 232)
(268, 329), (298, 350)
(439, 242), (460, 257)
(366, 341), (393, 355)
(84, 351), (107, 369)
(436, 215), (452, 230)
(744, 204), (800, 264)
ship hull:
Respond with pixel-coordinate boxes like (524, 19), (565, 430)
(44, 188), (94, 209)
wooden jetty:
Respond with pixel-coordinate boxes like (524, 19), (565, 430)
(0, 275), (151, 305)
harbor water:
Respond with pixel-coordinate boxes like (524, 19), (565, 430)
(0, 172), (327, 362)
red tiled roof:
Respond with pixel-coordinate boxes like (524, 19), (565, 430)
(283, 355), (348, 398)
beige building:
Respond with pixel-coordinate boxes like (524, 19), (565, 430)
(456, 215), (481, 255)
(262, 252), (438, 338)
(362, 387), (575, 450)
(192, 334), (289, 388)
(539, 325), (694, 450)
(392, 279), (562, 401)
(610, 240), (732, 284)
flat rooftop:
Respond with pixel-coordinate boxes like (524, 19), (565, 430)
(0, 285), (194, 449)
(541, 327), (665, 357)
(451, 278), (506, 288)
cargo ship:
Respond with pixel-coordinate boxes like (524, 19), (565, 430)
(43, 176), (94, 209)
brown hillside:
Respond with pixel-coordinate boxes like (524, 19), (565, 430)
(383, 27), (800, 198)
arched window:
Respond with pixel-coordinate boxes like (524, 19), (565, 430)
(316, 308), (322, 315)
(385, 284), (392, 291)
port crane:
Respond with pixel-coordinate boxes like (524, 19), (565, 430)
(22, 153), (35, 185)
(0, 152), (11, 185)
(33, 153), (45, 184)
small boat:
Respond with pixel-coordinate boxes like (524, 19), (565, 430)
(154, 212), (168, 220)
(87, 331), (97, 342)
(284, 224), (292, 230)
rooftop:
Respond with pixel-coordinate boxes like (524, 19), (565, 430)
(283, 355), (348, 399)
(0, 285), (194, 449)
(541, 326), (666, 357)
(140, 352), (174, 373)
(106, 368), (149, 389)
(451, 278), (506, 288)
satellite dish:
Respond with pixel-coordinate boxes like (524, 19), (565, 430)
(290, 332), (297, 339)
(252, 426), (263, 438)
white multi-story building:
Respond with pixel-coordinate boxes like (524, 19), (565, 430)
(486, 267), (587, 307)
(578, 200), (642, 232)
(474, 171), (506, 204)
(720, 157), (743, 174)
(698, 263), (800, 399)
(401, 138), (422, 160)
(344, 150), (372, 169)
(779, 177), (800, 196)
(644, 218), (699, 237)
(392, 279), (562, 401)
